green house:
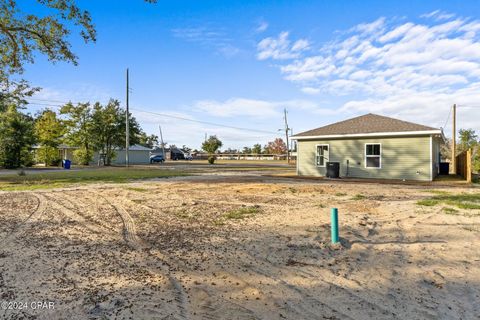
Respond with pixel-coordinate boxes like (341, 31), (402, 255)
(292, 114), (444, 181)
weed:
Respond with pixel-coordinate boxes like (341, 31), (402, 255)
(442, 207), (459, 214)
(224, 206), (260, 220)
(417, 199), (440, 206)
(125, 187), (148, 192)
(335, 192), (347, 197)
(351, 194), (366, 200)
(417, 192), (480, 210)
(316, 203), (326, 208)
(289, 187), (297, 193)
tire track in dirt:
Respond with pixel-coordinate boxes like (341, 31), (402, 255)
(1, 193), (46, 243)
(99, 195), (191, 320)
(40, 193), (106, 236)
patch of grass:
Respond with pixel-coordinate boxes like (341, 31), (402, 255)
(125, 187), (149, 192)
(175, 209), (191, 219)
(422, 189), (450, 195)
(417, 199), (440, 206)
(351, 194), (366, 200)
(224, 206), (260, 220)
(288, 187), (297, 193)
(442, 207), (459, 215)
(417, 192), (480, 210)
(0, 168), (190, 191)
(335, 192), (347, 197)
(316, 203), (326, 208)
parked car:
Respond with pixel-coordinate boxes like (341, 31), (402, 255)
(150, 154), (165, 163)
(171, 152), (185, 160)
(184, 154), (193, 161)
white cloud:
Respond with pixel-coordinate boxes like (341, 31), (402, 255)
(255, 21), (269, 33)
(258, 13), (480, 132)
(194, 97), (328, 118)
(172, 26), (241, 58)
(257, 32), (310, 60)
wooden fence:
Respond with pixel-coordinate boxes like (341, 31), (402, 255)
(456, 148), (472, 183)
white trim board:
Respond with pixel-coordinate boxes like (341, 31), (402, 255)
(292, 130), (442, 141)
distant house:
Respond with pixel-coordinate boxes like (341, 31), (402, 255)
(93, 144), (152, 165)
(292, 113), (444, 181)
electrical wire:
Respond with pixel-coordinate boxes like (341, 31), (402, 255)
(24, 98), (280, 135)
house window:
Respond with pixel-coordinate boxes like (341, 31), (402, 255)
(316, 144), (329, 167)
(365, 143), (381, 168)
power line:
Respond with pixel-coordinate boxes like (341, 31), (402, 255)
(24, 98), (280, 135)
(442, 104), (452, 129)
(130, 108), (279, 135)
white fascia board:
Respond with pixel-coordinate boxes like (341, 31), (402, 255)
(291, 130), (442, 141)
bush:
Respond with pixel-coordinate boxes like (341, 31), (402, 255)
(73, 148), (93, 165)
(208, 156), (215, 164)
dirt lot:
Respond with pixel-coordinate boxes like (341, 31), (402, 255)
(0, 172), (479, 319)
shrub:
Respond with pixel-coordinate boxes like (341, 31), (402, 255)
(208, 156), (215, 164)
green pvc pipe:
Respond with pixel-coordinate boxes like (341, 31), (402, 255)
(331, 208), (339, 244)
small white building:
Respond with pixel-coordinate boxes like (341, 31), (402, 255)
(93, 145), (152, 165)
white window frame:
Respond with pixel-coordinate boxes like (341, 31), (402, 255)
(315, 144), (329, 167)
(365, 143), (381, 169)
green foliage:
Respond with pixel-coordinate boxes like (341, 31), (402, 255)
(202, 135), (222, 154)
(60, 102), (94, 165)
(242, 146), (252, 154)
(458, 129), (478, 152)
(72, 148), (93, 165)
(0, 168), (190, 191)
(34, 110), (64, 165)
(0, 105), (35, 168)
(351, 194), (366, 200)
(224, 206), (260, 220)
(138, 133), (158, 149)
(252, 143), (262, 154)
(91, 100), (136, 165)
(208, 156), (215, 164)
(36, 146), (61, 166)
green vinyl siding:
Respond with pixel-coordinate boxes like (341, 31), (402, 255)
(297, 136), (435, 181)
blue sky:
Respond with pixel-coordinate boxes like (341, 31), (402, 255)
(23, 0), (480, 149)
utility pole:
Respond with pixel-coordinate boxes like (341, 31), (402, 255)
(125, 68), (130, 167)
(159, 125), (165, 159)
(451, 103), (456, 175)
(283, 108), (291, 163)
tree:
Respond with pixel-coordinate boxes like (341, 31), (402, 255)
(0, 1), (155, 103)
(264, 138), (287, 154)
(60, 102), (94, 165)
(242, 146), (252, 154)
(139, 133), (159, 149)
(35, 109), (65, 166)
(0, 105), (35, 168)
(202, 135), (222, 163)
(252, 143), (262, 154)
(458, 129), (478, 153)
(0, 1), (96, 102)
(91, 99), (142, 165)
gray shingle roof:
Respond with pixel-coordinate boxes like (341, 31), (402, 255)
(294, 113), (439, 137)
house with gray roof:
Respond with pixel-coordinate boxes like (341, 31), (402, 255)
(291, 113), (444, 181)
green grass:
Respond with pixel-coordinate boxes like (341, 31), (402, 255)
(224, 206), (260, 220)
(417, 192), (480, 210)
(351, 194), (366, 200)
(0, 168), (189, 191)
(125, 186), (149, 192)
(335, 192), (347, 197)
(442, 207), (459, 215)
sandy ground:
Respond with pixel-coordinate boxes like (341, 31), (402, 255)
(0, 173), (479, 320)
